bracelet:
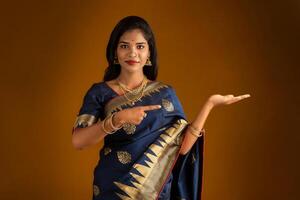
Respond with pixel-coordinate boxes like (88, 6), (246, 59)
(189, 129), (201, 138)
(109, 113), (122, 130)
(106, 115), (117, 134)
(100, 118), (111, 134)
(108, 113), (122, 133)
(188, 124), (205, 138)
(100, 113), (122, 135)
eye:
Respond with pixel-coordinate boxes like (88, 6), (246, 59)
(137, 45), (144, 49)
(120, 44), (128, 49)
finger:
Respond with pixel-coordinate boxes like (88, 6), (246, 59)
(227, 98), (242, 104)
(228, 95), (250, 104)
(234, 94), (250, 97)
(242, 94), (251, 98)
(141, 105), (162, 111)
(236, 94), (251, 100)
(138, 112), (147, 118)
(227, 94), (250, 98)
(133, 121), (140, 125)
(227, 94), (250, 101)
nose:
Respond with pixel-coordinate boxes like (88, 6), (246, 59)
(128, 46), (137, 58)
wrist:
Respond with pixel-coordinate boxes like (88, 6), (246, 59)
(113, 112), (125, 127)
(188, 124), (205, 138)
(101, 113), (122, 135)
(100, 117), (112, 134)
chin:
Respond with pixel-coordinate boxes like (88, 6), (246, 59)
(121, 64), (143, 73)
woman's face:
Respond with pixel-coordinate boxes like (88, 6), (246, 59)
(116, 29), (150, 74)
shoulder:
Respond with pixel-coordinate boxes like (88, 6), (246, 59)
(85, 81), (105, 94)
(155, 80), (176, 90)
(149, 80), (172, 89)
(83, 81), (111, 102)
(150, 81), (177, 96)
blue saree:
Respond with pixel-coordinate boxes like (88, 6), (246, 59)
(74, 81), (204, 200)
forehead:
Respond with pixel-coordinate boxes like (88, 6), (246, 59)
(119, 29), (147, 42)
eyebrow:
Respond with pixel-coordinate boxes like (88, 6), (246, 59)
(119, 41), (147, 44)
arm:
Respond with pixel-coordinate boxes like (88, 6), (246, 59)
(179, 93), (251, 155)
(179, 101), (213, 155)
(72, 122), (108, 150)
(72, 105), (161, 150)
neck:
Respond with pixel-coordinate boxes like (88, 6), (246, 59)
(117, 71), (146, 89)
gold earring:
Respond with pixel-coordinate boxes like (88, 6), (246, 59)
(113, 56), (119, 65)
(145, 57), (152, 66)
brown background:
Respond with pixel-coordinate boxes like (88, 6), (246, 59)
(1, 0), (299, 199)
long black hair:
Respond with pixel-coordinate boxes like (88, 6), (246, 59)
(103, 16), (158, 81)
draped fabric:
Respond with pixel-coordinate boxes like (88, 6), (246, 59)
(74, 81), (204, 200)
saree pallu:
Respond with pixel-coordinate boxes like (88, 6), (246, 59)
(74, 81), (204, 200)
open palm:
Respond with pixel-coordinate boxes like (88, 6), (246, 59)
(209, 94), (251, 107)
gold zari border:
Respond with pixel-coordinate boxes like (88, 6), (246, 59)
(104, 82), (169, 117)
(114, 119), (188, 200)
(73, 114), (97, 128)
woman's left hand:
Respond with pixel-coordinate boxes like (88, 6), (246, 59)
(208, 94), (251, 108)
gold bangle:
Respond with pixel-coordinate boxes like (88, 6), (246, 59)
(106, 115), (118, 134)
(101, 114), (121, 135)
(189, 124), (201, 132)
(189, 129), (201, 138)
(101, 118), (111, 134)
(188, 124), (205, 138)
(109, 113), (122, 130)
(188, 125), (201, 137)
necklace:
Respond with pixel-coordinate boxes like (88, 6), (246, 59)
(117, 76), (146, 95)
(119, 82), (147, 105)
(117, 77), (148, 105)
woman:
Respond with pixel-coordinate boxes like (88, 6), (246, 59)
(72, 16), (250, 200)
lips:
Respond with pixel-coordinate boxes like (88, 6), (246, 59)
(125, 60), (139, 65)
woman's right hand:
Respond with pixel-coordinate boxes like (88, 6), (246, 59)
(113, 105), (162, 126)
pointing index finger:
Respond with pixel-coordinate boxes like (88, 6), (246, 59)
(142, 105), (162, 111)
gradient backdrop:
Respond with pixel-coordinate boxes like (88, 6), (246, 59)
(1, 0), (299, 199)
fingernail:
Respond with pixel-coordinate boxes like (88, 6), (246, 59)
(158, 105), (161, 108)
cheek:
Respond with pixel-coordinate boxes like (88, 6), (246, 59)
(140, 50), (149, 59)
(116, 49), (126, 59)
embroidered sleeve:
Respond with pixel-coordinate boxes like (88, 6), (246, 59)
(73, 84), (103, 130)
